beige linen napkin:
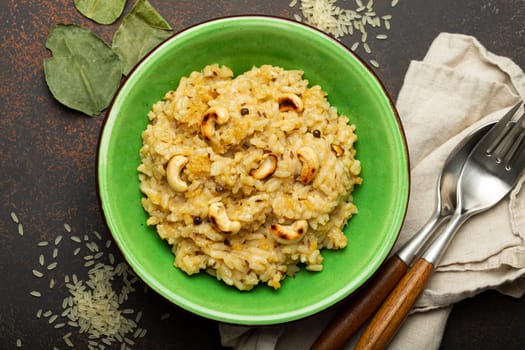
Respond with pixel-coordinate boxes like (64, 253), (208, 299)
(219, 33), (525, 349)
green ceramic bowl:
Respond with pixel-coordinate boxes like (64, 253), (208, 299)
(98, 16), (409, 325)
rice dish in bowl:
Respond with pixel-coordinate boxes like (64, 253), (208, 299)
(138, 64), (362, 290)
(98, 16), (409, 324)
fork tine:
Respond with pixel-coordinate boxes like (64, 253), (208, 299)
(484, 101), (522, 154)
(495, 112), (525, 168)
(505, 127), (525, 171)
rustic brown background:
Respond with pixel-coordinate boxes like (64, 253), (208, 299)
(2, 0), (525, 349)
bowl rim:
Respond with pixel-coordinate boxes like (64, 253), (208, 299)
(97, 14), (410, 325)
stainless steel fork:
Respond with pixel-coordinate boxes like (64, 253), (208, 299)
(355, 103), (525, 350)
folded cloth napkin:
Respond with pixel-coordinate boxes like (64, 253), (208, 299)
(219, 33), (525, 349)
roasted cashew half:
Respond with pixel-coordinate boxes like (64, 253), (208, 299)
(201, 106), (230, 141)
(278, 93), (304, 113)
(270, 220), (308, 244)
(250, 153), (278, 180)
(297, 146), (319, 184)
(209, 202), (241, 234)
(166, 155), (189, 192)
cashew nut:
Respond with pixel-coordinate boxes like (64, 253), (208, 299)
(297, 146), (319, 184)
(166, 155), (189, 192)
(201, 106), (230, 141)
(250, 153), (278, 180)
(331, 144), (344, 157)
(209, 202), (241, 234)
(270, 220), (308, 244)
(278, 93), (304, 113)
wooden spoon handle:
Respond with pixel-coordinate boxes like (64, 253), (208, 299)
(311, 255), (408, 350)
(354, 258), (435, 350)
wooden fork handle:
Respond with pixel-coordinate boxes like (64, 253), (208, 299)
(311, 255), (408, 350)
(354, 258), (435, 350)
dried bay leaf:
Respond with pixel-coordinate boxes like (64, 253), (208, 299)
(44, 24), (122, 116)
(112, 0), (173, 75)
(74, 0), (127, 25)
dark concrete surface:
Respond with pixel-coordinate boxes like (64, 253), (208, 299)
(1, 1), (525, 349)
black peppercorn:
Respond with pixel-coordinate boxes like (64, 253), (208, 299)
(193, 216), (203, 225)
(240, 107), (249, 115)
(312, 129), (321, 138)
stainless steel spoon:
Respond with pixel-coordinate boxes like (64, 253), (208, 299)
(312, 119), (499, 350)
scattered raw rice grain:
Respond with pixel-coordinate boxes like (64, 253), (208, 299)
(84, 255), (94, 260)
(37, 241), (48, 247)
(135, 311), (143, 323)
(64, 223), (72, 233)
(63, 334), (74, 348)
(84, 260), (95, 267)
(361, 30), (368, 42)
(73, 247), (81, 256)
(54, 322), (66, 329)
(363, 42), (371, 53)
(49, 278), (55, 289)
(52, 248), (58, 258)
(70, 235), (81, 243)
(48, 314), (58, 324)
(376, 34), (387, 39)
(87, 241), (99, 252)
(391, 0), (399, 6)
(84, 234), (89, 241)
(105, 239), (112, 248)
(139, 329), (147, 338)
(43, 310), (53, 317)
(385, 20), (391, 30)
(351, 42), (359, 51)
(11, 211), (19, 224)
(30, 290), (41, 297)
(109, 253), (115, 265)
(39, 254), (45, 266)
(36, 309), (43, 318)
(160, 313), (170, 320)
(94, 252), (104, 259)
(47, 262), (58, 270)
(32, 269), (44, 278)
(65, 275), (70, 283)
(54, 235), (63, 245)
(93, 230), (102, 240)
(133, 328), (142, 339)
(16, 338), (22, 347)
(67, 321), (79, 327)
(18, 223), (24, 236)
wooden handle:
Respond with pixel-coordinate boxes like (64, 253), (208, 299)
(354, 258), (435, 350)
(311, 255), (408, 350)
